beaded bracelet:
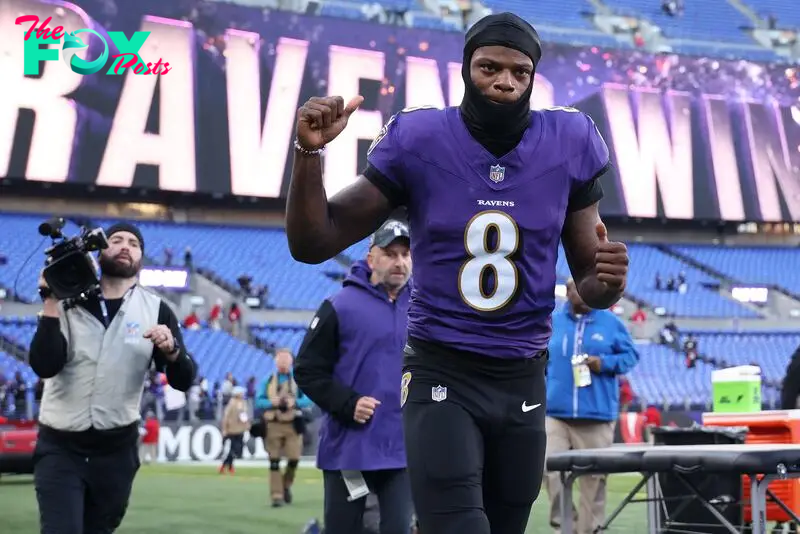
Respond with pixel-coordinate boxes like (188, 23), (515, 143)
(294, 138), (325, 156)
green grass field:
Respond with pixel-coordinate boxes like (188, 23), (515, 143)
(0, 464), (650, 533)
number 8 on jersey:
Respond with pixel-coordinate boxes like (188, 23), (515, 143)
(457, 211), (521, 312)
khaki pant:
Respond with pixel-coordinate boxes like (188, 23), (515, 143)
(138, 443), (157, 464)
(266, 420), (303, 500)
(545, 417), (616, 534)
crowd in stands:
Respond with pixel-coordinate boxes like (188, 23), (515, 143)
(183, 300), (243, 335)
(139, 370), (263, 422)
(654, 272), (688, 293)
(0, 372), (37, 420)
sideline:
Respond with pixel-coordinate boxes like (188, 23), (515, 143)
(157, 458), (318, 468)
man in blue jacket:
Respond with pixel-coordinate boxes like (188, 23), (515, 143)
(295, 218), (413, 534)
(544, 278), (639, 534)
(254, 348), (313, 507)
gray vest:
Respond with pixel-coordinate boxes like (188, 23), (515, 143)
(39, 286), (162, 431)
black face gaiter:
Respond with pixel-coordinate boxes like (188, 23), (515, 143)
(459, 13), (542, 158)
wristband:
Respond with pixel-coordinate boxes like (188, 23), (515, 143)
(294, 138), (325, 156)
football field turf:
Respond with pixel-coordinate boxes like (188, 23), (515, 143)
(0, 464), (650, 533)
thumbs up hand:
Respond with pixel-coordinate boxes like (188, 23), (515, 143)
(296, 95), (365, 151)
(594, 222), (628, 291)
(596, 222), (609, 242)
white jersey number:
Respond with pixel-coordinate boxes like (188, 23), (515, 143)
(457, 211), (520, 312)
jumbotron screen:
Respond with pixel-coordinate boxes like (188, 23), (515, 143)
(2, 0), (800, 222)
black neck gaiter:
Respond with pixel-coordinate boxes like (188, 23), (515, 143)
(459, 13), (542, 158)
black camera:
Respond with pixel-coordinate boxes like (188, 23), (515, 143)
(40, 217), (109, 301)
(278, 398), (289, 412)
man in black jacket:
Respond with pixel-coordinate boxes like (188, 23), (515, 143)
(28, 222), (196, 534)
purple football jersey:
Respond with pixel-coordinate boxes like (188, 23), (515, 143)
(367, 107), (609, 358)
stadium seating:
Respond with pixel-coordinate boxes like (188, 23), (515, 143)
(182, 328), (275, 385)
(627, 343), (714, 407)
(341, 238), (371, 265)
(90, 218), (346, 310)
(0, 213), (83, 303)
(745, 0), (800, 27)
(557, 244), (758, 318)
(602, 0), (754, 43)
(344, 239), (757, 318)
(0, 316), (35, 350)
(482, 0), (597, 31)
(251, 323), (309, 354)
(0, 312), (791, 409)
(687, 331), (799, 386)
(616, 245), (760, 318)
(628, 341), (781, 409)
(0, 351), (36, 386)
(670, 245), (800, 297)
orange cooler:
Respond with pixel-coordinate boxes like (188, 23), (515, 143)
(702, 410), (800, 523)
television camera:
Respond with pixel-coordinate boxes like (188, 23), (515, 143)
(39, 217), (109, 301)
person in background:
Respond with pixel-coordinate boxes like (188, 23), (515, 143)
(139, 411), (160, 464)
(544, 278), (639, 534)
(295, 219), (413, 534)
(780, 344), (800, 409)
(221, 372), (235, 405)
(183, 310), (201, 330)
(643, 404), (662, 443)
(619, 376), (634, 412)
(183, 246), (193, 269)
(220, 386), (251, 474)
(209, 299), (223, 330)
(629, 305), (647, 339)
(683, 334), (698, 368)
(256, 349), (312, 507)
(185, 380), (201, 422)
(141, 370), (164, 420)
(11, 371), (28, 420)
(228, 303), (242, 336)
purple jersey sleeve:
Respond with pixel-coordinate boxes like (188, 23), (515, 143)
(578, 114), (611, 184)
(566, 113), (609, 211)
(364, 113), (408, 206)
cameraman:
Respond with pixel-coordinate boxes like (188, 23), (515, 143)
(28, 223), (196, 534)
(255, 348), (312, 508)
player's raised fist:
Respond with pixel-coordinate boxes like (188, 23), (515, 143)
(594, 222), (628, 291)
(296, 95), (364, 151)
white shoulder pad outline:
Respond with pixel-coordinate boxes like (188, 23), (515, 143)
(541, 105), (580, 113)
(367, 105), (440, 156)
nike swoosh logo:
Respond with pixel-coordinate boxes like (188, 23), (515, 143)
(521, 402), (541, 413)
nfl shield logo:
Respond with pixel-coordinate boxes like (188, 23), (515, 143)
(431, 385), (448, 402)
(489, 164), (505, 183)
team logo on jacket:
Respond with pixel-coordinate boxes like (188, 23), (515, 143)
(400, 372), (412, 408)
(431, 385), (447, 402)
(124, 322), (140, 344)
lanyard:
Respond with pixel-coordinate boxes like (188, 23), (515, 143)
(98, 285), (136, 328)
(573, 315), (587, 357)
